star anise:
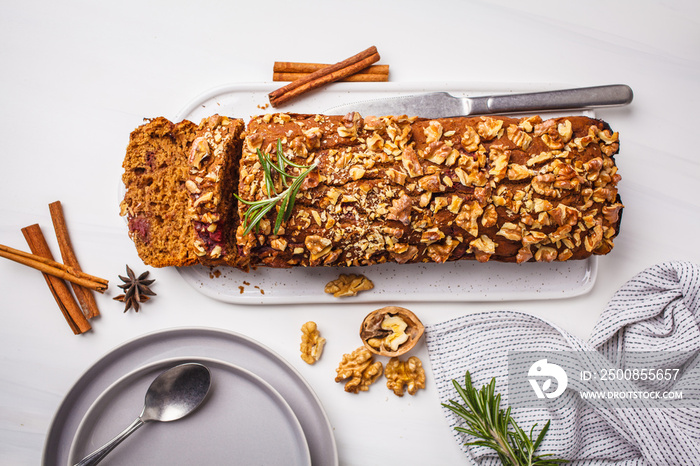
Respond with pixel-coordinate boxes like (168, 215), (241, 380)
(113, 265), (156, 312)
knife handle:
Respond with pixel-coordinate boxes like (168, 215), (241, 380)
(474, 84), (633, 114)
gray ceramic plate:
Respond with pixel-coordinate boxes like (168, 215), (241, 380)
(68, 357), (311, 465)
(42, 327), (337, 466)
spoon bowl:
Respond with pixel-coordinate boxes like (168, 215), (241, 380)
(142, 362), (211, 422)
(74, 362), (211, 466)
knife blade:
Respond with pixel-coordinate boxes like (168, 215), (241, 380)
(325, 84), (633, 118)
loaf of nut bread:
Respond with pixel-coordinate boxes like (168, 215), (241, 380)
(120, 115), (245, 268)
(236, 112), (623, 267)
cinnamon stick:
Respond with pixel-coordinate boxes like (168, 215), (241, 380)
(269, 46), (381, 107)
(21, 224), (91, 335)
(49, 201), (100, 318)
(273, 62), (389, 75)
(0, 243), (108, 292)
(273, 72), (388, 83)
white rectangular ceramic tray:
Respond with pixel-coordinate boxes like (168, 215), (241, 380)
(173, 82), (598, 305)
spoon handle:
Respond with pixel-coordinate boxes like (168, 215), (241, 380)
(74, 417), (145, 466)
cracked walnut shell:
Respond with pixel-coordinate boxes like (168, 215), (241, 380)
(300, 321), (325, 365)
(335, 346), (383, 393)
(360, 306), (425, 357)
(385, 356), (426, 396)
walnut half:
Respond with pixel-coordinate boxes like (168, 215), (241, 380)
(385, 356), (426, 396)
(300, 321), (325, 365)
(324, 273), (374, 298)
(335, 346), (383, 393)
(360, 306), (425, 357)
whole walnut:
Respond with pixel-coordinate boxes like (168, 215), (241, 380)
(360, 306), (424, 357)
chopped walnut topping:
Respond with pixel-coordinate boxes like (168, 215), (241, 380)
(302, 127), (322, 148)
(507, 124), (533, 150)
(418, 173), (442, 192)
(305, 235), (332, 261)
(496, 222), (522, 241)
(324, 273), (374, 298)
(193, 240), (206, 257)
(535, 245), (558, 262)
(481, 204), (498, 228)
(558, 120), (573, 142)
(584, 222), (604, 252)
(542, 133), (565, 150)
(432, 196), (449, 213)
(337, 124), (356, 138)
(598, 129), (619, 144)
(424, 120), (443, 144)
(470, 235), (497, 255)
(188, 137), (210, 169)
(427, 236), (459, 263)
(550, 225), (572, 243)
(517, 245), (533, 263)
(420, 227), (445, 245)
(527, 151), (555, 167)
(366, 132), (384, 151)
(401, 146), (424, 178)
(300, 321), (326, 365)
(507, 164), (534, 181)
(533, 198), (554, 213)
(447, 196), (464, 214)
(602, 203), (624, 224)
(522, 230), (548, 246)
(461, 125), (481, 152)
(389, 244), (419, 263)
(488, 146), (511, 182)
(584, 157), (604, 181)
(273, 113), (291, 124)
(518, 116), (542, 133)
(363, 115), (385, 131)
(185, 179), (201, 194)
(349, 165), (366, 181)
(386, 193), (413, 225)
(549, 203), (580, 226)
(424, 142), (452, 165)
(594, 185), (619, 203)
(532, 173), (558, 197)
(385, 356), (426, 397)
(335, 347), (383, 394)
(270, 237), (288, 251)
(456, 201), (483, 237)
(558, 249), (574, 261)
(477, 116), (503, 140)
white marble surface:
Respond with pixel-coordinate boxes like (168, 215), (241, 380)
(1, 1), (699, 464)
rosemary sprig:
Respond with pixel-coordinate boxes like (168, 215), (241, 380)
(235, 139), (316, 236)
(443, 371), (567, 466)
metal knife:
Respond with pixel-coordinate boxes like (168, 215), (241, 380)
(325, 84), (633, 118)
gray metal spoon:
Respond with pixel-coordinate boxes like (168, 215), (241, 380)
(74, 362), (212, 466)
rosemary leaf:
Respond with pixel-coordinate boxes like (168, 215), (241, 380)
(276, 140), (289, 188)
(256, 148), (275, 197)
(442, 371), (567, 466)
(236, 139), (316, 236)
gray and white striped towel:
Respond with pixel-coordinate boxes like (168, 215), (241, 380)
(426, 261), (700, 465)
